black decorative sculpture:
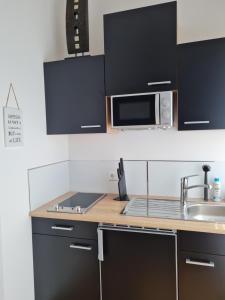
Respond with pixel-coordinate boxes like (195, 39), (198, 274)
(66, 0), (89, 55)
(115, 158), (130, 201)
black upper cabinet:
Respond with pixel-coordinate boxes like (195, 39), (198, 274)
(178, 38), (225, 130)
(44, 55), (106, 134)
(104, 2), (177, 96)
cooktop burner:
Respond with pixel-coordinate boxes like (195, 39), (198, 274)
(48, 192), (106, 214)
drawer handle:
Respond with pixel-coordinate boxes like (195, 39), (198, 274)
(51, 226), (74, 231)
(147, 81), (171, 86)
(186, 258), (215, 268)
(81, 125), (101, 129)
(70, 244), (92, 251)
(184, 121), (210, 125)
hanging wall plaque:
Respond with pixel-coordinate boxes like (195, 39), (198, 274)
(3, 83), (24, 147)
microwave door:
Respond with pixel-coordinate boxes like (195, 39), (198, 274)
(155, 94), (160, 125)
(111, 93), (158, 128)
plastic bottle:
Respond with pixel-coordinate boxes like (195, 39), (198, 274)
(212, 178), (221, 202)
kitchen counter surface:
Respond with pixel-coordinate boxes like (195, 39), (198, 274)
(30, 192), (225, 235)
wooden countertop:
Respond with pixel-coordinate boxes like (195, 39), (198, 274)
(30, 192), (225, 235)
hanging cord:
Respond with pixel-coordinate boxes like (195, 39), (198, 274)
(5, 83), (20, 109)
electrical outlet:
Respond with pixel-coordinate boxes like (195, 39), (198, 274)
(109, 172), (118, 182)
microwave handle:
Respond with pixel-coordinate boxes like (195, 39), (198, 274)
(155, 94), (160, 125)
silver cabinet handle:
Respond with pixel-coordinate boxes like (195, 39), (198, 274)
(184, 121), (210, 125)
(148, 81), (172, 86)
(70, 244), (92, 251)
(186, 258), (215, 268)
(98, 229), (104, 261)
(81, 125), (101, 129)
(51, 226), (74, 231)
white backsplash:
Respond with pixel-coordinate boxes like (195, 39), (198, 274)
(124, 161), (147, 196)
(69, 160), (147, 196)
(148, 161), (209, 198)
(28, 159), (225, 210)
(28, 161), (70, 210)
(69, 160), (225, 200)
(69, 160), (119, 194)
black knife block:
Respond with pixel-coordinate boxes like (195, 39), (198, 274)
(114, 158), (130, 201)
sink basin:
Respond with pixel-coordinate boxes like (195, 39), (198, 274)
(185, 203), (225, 222)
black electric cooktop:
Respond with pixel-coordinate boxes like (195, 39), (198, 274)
(48, 192), (106, 214)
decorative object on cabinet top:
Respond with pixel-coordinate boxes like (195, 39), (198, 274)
(66, 0), (89, 55)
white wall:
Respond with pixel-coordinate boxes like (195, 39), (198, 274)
(69, 0), (225, 161)
(0, 1), (68, 299)
(0, 219), (3, 300)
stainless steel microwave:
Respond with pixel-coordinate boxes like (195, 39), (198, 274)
(111, 91), (173, 130)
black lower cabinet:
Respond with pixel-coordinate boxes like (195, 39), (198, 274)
(32, 220), (100, 300)
(178, 231), (225, 300)
(179, 251), (225, 300)
(101, 229), (176, 300)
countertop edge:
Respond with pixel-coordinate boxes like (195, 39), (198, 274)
(29, 192), (225, 235)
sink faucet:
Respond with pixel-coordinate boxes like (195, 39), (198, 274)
(180, 175), (211, 207)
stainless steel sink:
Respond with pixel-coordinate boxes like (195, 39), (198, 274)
(123, 198), (225, 223)
(185, 203), (225, 222)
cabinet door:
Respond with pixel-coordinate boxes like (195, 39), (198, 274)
(104, 2), (177, 95)
(33, 234), (100, 300)
(44, 55), (106, 134)
(178, 38), (225, 130)
(179, 251), (225, 300)
(101, 230), (176, 300)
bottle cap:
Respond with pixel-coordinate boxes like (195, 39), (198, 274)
(214, 178), (220, 182)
